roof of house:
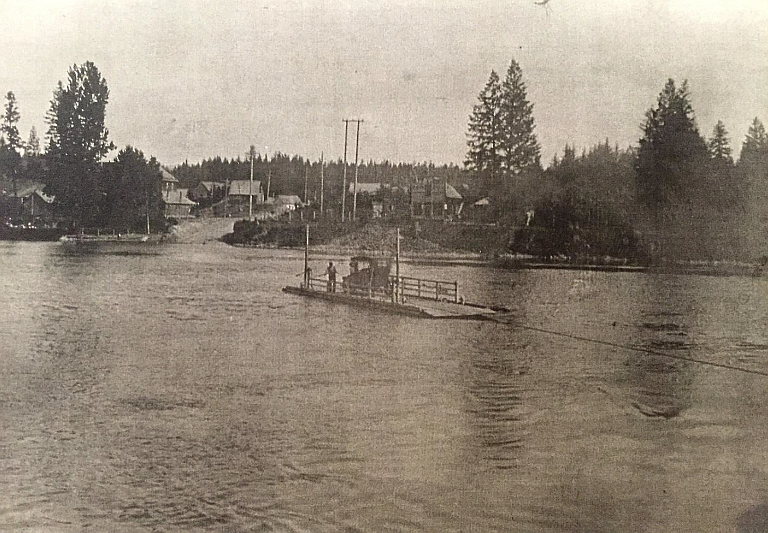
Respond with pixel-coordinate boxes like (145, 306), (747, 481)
(31, 189), (54, 204)
(160, 167), (179, 184)
(197, 181), (225, 192)
(15, 183), (47, 198)
(445, 183), (463, 200)
(163, 188), (196, 205)
(275, 194), (303, 206)
(229, 180), (262, 196)
(348, 182), (382, 195)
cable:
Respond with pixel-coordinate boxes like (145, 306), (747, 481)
(488, 316), (768, 378)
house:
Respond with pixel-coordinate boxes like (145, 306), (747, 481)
(348, 182), (382, 196)
(274, 195), (303, 210)
(190, 181), (226, 202)
(5, 183), (57, 223)
(20, 188), (56, 222)
(160, 167), (179, 193)
(0, 182), (56, 222)
(163, 188), (196, 218)
(228, 180), (264, 204)
(410, 178), (464, 218)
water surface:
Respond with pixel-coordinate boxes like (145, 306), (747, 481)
(1, 241), (767, 531)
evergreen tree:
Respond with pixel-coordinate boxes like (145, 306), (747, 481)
(499, 60), (540, 176)
(1, 92), (23, 196)
(2, 92), (22, 151)
(103, 146), (163, 232)
(737, 118), (768, 204)
(739, 118), (768, 170)
(634, 79), (709, 206)
(703, 120), (737, 208)
(466, 70), (503, 194)
(708, 120), (732, 163)
(26, 127), (40, 157)
(45, 62), (115, 226)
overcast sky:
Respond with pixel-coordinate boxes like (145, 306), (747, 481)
(1, 0), (766, 167)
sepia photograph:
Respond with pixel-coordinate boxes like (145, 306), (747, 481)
(1, 0), (767, 530)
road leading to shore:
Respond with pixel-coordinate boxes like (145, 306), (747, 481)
(169, 217), (236, 244)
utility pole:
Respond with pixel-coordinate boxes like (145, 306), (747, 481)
(265, 148), (271, 201)
(303, 162), (308, 206)
(352, 119), (363, 221)
(319, 152), (325, 218)
(430, 177), (435, 219)
(224, 178), (229, 218)
(249, 145), (255, 221)
(341, 119), (351, 222)
(145, 187), (151, 235)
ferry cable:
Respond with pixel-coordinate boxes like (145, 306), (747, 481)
(486, 316), (768, 378)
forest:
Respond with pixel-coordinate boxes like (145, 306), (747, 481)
(1, 59), (767, 261)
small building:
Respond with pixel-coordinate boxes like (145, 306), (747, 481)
(229, 180), (264, 204)
(160, 168), (179, 194)
(163, 188), (196, 218)
(190, 181), (226, 201)
(274, 195), (303, 210)
(410, 179), (464, 219)
(1, 182), (56, 223)
(20, 188), (56, 222)
(348, 182), (382, 196)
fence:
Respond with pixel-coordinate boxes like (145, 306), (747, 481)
(394, 276), (458, 303)
(302, 274), (459, 304)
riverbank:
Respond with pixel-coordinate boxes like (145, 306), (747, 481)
(223, 219), (767, 277)
(0, 225), (66, 241)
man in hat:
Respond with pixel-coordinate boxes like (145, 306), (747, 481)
(326, 261), (337, 292)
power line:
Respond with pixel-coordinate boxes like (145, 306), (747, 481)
(488, 317), (768, 378)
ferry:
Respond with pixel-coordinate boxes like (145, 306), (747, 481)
(59, 229), (152, 244)
(282, 226), (507, 319)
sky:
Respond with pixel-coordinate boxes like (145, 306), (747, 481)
(1, 0), (766, 168)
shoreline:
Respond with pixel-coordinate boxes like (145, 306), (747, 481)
(227, 242), (766, 277)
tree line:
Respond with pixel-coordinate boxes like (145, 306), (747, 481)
(3, 58), (766, 259)
(172, 155), (468, 207)
(0, 62), (165, 231)
(465, 61), (768, 261)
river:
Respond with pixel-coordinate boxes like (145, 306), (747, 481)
(1, 240), (767, 532)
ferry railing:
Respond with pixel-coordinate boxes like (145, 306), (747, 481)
(390, 275), (459, 304)
(304, 276), (392, 301)
(303, 274), (459, 304)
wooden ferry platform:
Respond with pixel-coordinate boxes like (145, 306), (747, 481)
(282, 226), (504, 320)
(282, 285), (500, 319)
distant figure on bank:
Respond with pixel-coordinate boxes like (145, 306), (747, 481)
(326, 261), (337, 292)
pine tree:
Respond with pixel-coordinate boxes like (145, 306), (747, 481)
(703, 120), (737, 208)
(26, 127), (40, 157)
(45, 62), (115, 226)
(103, 146), (163, 232)
(739, 118), (768, 169)
(708, 120), (732, 163)
(738, 118), (768, 200)
(634, 79), (709, 206)
(499, 60), (540, 176)
(1, 92), (22, 151)
(466, 70), (503, 194)
(1, 92), (23, 197)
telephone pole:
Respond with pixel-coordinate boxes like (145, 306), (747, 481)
(249, 145), (256, 221)
(341, 120), (351, 222)
(352, 119), (363, 221)
(265, 147), (271, 201)
(319, 152), (325, 218)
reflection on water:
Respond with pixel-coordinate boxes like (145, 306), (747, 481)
(1, 242), (768, 531)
